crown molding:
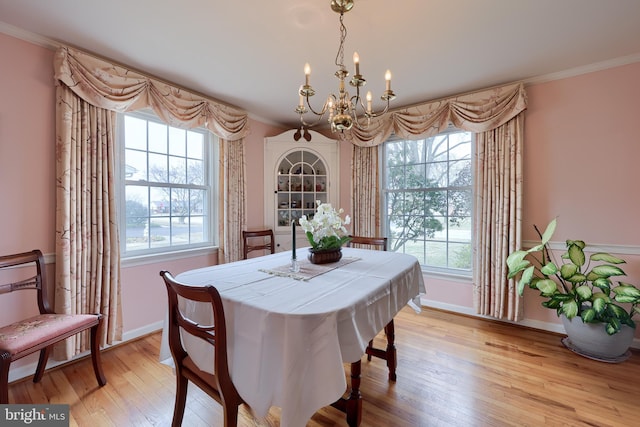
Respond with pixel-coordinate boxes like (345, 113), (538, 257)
(0, 20), (60, 50)
(524, 53), (640, 86)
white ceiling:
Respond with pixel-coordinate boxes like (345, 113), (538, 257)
(1, 0), (640, 129)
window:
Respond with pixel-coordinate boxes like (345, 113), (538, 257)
(382, 129), (473, 273)
(119, 111), (217, 256)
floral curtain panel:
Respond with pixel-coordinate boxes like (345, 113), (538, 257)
(346, 82), (527, 321)
(473, 115), (524, 320)
(53, 47), (250, 357)
(54, 85), (122, 357)
(218, 139), (247, 263)
(351, 145), (381, 237)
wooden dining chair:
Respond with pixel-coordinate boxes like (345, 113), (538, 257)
(347, 235), (398, 381)
(160, 270), (244, 427)
(0, 249), (106, 404)
(347, 235), (388, 251)
(242, 229), (275, 259)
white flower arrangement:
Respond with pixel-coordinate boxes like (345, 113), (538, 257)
(299, 201), (351, 250)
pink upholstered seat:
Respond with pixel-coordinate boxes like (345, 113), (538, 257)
(0, 314), (100, 355)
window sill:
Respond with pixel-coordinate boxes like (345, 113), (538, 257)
(420, 266), (473, 282)
(121, 247), (218, 268)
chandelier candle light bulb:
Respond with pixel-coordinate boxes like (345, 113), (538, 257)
(299, 86), (304, 109)
(385, 70), (392, 91)
(353, 52), (360, 75)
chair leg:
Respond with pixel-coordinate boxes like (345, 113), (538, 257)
(384, 320), (397, 382)
(33, 346), (51, 383)
(223, 401), (239, 427)
(364, 320), (397, 381)
(171, 372), (189, 427)
(91, 320), (107, 386)
(0, 354), (10, 404)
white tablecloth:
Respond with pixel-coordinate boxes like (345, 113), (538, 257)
(159, 247), (425, 427)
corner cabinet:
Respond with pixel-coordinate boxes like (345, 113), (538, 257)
(264, 130), (339, 252)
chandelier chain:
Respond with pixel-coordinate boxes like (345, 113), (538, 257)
(335, 13), (347, 71)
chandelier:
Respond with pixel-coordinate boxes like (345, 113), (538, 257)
(295, 0), (396, 133)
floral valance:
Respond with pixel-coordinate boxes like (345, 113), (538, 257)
(340, 82), (527, 146)
(53, 46), (249, 141)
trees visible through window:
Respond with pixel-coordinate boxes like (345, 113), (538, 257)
(383, 130), (473, 272)
(120, 111), (216, 256)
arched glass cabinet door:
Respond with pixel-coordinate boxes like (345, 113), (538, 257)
(275, 149), (328, 227)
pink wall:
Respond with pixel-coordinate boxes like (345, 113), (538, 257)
(523, 62), (640, 245)
(2, 30), (640, 348)
(0, 33), (56, 256)
(247, 121), (286, 228)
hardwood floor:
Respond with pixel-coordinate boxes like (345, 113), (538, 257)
(8, 307), (640, 426)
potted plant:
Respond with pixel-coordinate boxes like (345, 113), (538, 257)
(506, 218), (640, 360)
(299, 201), (351, 264)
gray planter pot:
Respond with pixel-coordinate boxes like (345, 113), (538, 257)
(561, 315), (634, 362)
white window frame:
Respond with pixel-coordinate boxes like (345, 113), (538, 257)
(117, 110), (218, 261)
(381, 128), (474, 277)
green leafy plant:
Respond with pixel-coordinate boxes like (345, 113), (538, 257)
(299, 201), (351, 250)
(506, 218), (640, 335)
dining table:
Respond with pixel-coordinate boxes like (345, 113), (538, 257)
(159, 246), (425, 427)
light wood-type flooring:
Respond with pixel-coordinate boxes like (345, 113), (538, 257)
(8, 307), (640, 426)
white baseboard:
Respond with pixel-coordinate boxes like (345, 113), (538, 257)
(8, 321), (164, 383)
(420, 297), (640, 350)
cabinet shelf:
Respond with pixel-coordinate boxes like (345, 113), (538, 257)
(275, 151), (329, 227)
(264, 129), (339, 252)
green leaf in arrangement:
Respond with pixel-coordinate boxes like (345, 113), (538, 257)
(590, 252), (626, 264)
(560, 263), (578, 280)
(527, 244), (545, 253)
(592, 295), (607, 314)
(507, 260), (531, 278)
(543, 299), (561, 309)
(586, 271), (603, 282)
(612, 285), (640, 298)
(554, 293), (575, 302)
(561, 300), (579, 319)
(566, 240), (586, 250)
(567, 244), (586, 267)
(540, 262), (558, 276)
(506, 251), (528, 270)
(607, 303), (629, 319)
(592, 277), (611, 294)
(540, 218), (557, 244)
(606, 320), (621, 335)
(591, 265), (626, 278)
(581, 307), (596, 323)
(566, 273), (587, 284)
(575, 285), (592, 301)
(517, 266), (535, 295)
(536, 279), (558, 296)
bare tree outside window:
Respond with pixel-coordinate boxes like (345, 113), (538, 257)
(120, 111), (215, 255)
(383, 131), (473, 271)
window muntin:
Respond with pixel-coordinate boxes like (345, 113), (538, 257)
(383, 130), (473, 273)
(120, 111), (216, 256)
